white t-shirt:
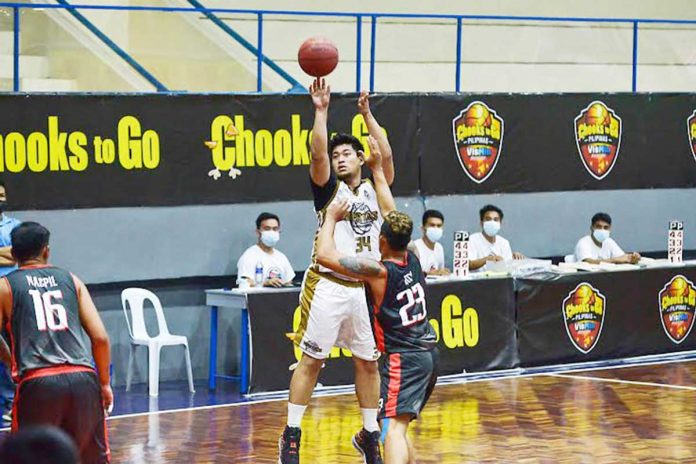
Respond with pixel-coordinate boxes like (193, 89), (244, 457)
(468, 232), (513, 272)
(574, 235), (625, 262)
(413, 238), (445, 273)
(237, 245), (296, 284)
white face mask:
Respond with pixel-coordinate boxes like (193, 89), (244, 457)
(483, 220), (501, 237)
(260, 230), (280, 247)
(425, 227), (443, 242)
(593, 229), (610, 243)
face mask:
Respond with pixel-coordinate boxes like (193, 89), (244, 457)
(483, 220), (501, 237)
(593, 229), (610, 243)
(425, 227), (443, 242)
(0, 201), (6, 212)
(260, 230), (280, 247)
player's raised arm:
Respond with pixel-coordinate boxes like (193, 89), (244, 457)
(316, 199), (386, 284)
(309, 78), (331, 187)
(358, 90), (394, 185)
(365, 136), (396, 217)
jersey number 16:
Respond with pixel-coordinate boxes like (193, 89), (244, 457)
(28, 290), (69, 332)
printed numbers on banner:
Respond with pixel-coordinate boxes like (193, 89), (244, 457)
(28, 290), (68, 332)
(396, 283), (427, 327)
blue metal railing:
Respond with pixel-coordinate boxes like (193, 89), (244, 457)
(1, 2), (696, 93)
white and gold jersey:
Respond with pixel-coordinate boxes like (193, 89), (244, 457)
(310, 174), (383, 281)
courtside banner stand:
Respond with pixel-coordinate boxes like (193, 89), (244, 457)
(3, 93), (696, 210)
(516, 266), (696, 367)
(246, 278), (518, 394)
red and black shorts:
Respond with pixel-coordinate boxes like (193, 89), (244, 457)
(12, 366), (110, 464)
(378, 349), (438, 421)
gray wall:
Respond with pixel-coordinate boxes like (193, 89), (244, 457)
(10, 188), (696, 385)
(13, 189), (696, 284)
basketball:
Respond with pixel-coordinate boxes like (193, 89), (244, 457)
(298, 37), (339, 77)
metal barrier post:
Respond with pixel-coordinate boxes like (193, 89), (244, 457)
(455, 17), (462, 92)
(13, 6), (19, 92)
(369, 15), (377, 92)
(632, 21), (638, 92)
(257, 13), (263, 92)
(355, 15), (362, 92)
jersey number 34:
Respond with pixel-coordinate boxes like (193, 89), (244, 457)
(396, 283), (427, 327)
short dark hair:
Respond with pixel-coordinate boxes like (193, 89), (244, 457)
(422, 209), (444, 226)
(591, 212), (612, 226)
(256, 212), (280, 229)
(0, 426), (78, 464)
(381, 211), (413, 252)
(479, 204), (504, 221)
(328, 133), (364, 155)
(11, 222), (50, 263)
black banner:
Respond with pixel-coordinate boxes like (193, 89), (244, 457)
(0, 94), (419, 210)
(420, 94), (696, 195)
(517, 266), (696, 366)
(3, 93), (696, 210)
(247, 278), (517, 394)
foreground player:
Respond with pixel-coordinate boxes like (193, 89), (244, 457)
(279, 79), (394, 464)
(316, 164), (438, 464)
(0, 222), (112, 464)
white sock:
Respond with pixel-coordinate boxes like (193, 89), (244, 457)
(361, 408), (380, 433)
(287, 403), (307, 428)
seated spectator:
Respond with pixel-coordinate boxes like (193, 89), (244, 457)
(469, 205), (525, 272)
(0, 426), (79, 464)
(574, 212), (641, 264)
(411, 209), (450, 276)
(237, 213), (296, 288)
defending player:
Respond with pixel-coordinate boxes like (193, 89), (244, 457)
(0, 222), (112, 464)
(316, 146), (438, 464)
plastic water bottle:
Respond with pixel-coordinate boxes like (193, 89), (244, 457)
(254, 261), (264, 286)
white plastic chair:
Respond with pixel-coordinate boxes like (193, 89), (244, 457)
(564, 254), (577, 263)
(121, 288), (195, 397)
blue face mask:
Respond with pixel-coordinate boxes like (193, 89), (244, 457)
(483, 220), (501, 237)
(593, 229), (610, 243)
(425, 227), (443, 242)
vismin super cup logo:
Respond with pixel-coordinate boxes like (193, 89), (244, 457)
(659, 275), (696, 344)
(688, 110), (696, 163)
(563, 283), (606, 354)
(574, 101), (622, 180)
(452, 101), (504, 183)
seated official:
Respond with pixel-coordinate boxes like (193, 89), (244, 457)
(411, 209), (450, 276)
(237, 213), (296, 288)
(574, 212), (641, 265)
(469, 204), (525, 272)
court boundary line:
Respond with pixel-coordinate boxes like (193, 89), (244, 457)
(2, 349), (696, 430)
(547, 372), (696, 391)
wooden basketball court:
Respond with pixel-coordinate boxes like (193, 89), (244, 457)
(106, 358), (696, 463)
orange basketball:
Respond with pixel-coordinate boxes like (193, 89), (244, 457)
(298, 37), (339, 77)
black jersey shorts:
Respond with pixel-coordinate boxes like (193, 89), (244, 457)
(12, 367), (110, 464)
(378, 348), (438, 421)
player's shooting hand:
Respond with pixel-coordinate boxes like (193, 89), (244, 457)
(101, 384), (114, 416)
(310, 78), (330, 110)
(327, 198), (351, 222)
(629, 252), (641, 264)
(365, 136), (382, 171)
(357, 90), (371, 116)
(513, 252), (526, 260)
